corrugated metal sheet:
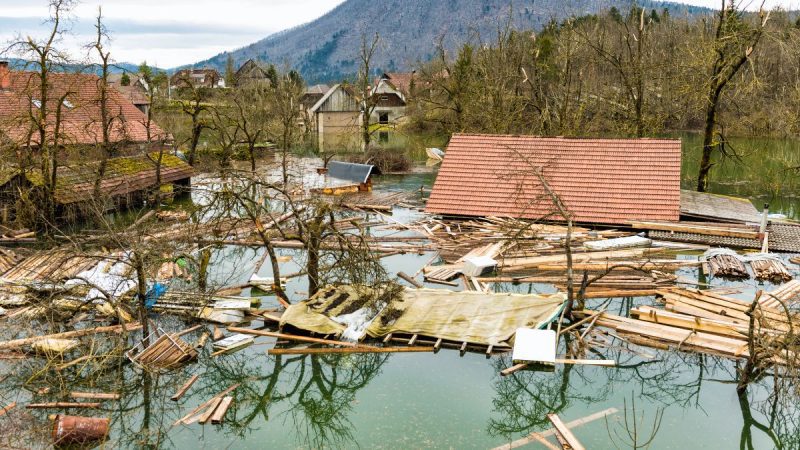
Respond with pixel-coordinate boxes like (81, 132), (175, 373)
(327, 161), (379, 184)
(426, 134), (682, 225)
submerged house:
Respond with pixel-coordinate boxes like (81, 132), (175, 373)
(371, 76), (407, 126)
(308, 84), (361, 149)
(0, 152), (193, 223)
(0, 61), (180, 224)
(426, 134), (682, 225)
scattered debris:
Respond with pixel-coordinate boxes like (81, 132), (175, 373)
(127, 328), (198, 371)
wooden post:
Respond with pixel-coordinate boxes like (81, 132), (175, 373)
(760, 203), (769, 234)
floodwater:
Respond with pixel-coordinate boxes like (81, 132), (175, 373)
(1, 132), (799, 449)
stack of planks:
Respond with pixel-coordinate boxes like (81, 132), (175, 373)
(576, 286), (799, 362)
(130, 332), (198, 371)
(704, 253), (749, 279)
(751, 259), (793, 283)
(760, 280), (800, 309)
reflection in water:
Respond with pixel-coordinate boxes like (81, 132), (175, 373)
(201, 349), (388, 449)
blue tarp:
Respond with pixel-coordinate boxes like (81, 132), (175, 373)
(145, 282), (168, 309)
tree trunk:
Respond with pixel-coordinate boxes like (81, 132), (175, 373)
(697, 102), (718, 192)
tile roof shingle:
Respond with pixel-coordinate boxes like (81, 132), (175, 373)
(425, 134), (682, 225)
(0, 71), (167, 146)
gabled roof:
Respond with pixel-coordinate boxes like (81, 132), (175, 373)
(426, 134), (682, 225)
(383, 72), (415, 95)
(16, 152), (193, 205)
(309, 84), (359, 113)
(0, 71), (167, 146)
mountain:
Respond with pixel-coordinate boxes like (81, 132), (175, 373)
(192, 0), (710, 83)
(7, 58), (164, 75)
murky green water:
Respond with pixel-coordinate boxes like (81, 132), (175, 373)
(1, 132), (799, 449)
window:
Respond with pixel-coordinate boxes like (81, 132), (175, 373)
(379, 131), (389, 143)
(379, 113), (389, 125)
(380, 95), (388, 101)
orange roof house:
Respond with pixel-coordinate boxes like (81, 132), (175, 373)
(0, 62), (168, 147)
(426, 134), (682, 225)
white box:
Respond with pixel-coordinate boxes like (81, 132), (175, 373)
(462, 256), (497, 277)
(512, 328), (556, 364)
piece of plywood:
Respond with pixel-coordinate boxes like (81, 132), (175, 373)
(512, 329), (556, 364)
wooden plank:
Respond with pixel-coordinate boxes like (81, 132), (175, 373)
(198, 398), (222, 425)
(173, 383), (241, 426)
(210, 396), (233, 424)
(69, 392), (120, 400)
(492, 408), (618, 450)
(0, 402), (16, 417)
(26, 402), (101, 409)
(171, 375), (200, 401)
(547, 413), (586, 450)
(267, 346), (434, 355)
(228, 327), (361, 348)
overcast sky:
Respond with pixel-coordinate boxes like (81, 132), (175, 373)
(0, 0), (796, 68)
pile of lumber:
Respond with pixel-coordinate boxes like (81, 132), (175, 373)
(576, 286), (798, 361)
(704, 253), (749, 279)
(0, 227), (35, 244)
(129, 330), (198, 371)
(751, 259), (793, 283)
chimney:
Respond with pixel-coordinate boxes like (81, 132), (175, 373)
(0, 61), (9, 91)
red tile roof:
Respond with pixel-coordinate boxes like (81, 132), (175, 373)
(426, 134), (682, 225)
(0, 71), (167, 146)
(384, 72), (415, 95)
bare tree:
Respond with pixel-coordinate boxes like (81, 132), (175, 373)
(696, 1), (770, 191)
(355, 33), (380, 149)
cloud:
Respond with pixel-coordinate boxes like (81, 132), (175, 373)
(0, 0), (346, 67)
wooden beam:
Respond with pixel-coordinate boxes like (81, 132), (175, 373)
(267, 346), (434, 355)
(171, 375), (199, 401)
(69, 392), (120, 400)
(27, 402), (101, 409)
(492, 408), (618, 450)
(228, 327), (361, 348)
(211, 396), (233, 424)
(547, 413), (586, 450)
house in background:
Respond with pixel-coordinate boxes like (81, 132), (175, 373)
(371, 76), (407, 126)
(170, 68), (224, 90)
(108, 73), (150, 115)
(426, 134), (682, 225)
(0, 60), (176, 224)
(235, 59), (270, 87)
(308, 84), (361, 150)
(380, 72), (416, 99)
(0, 61), (169, 153)
(300, 84), (331, 130)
